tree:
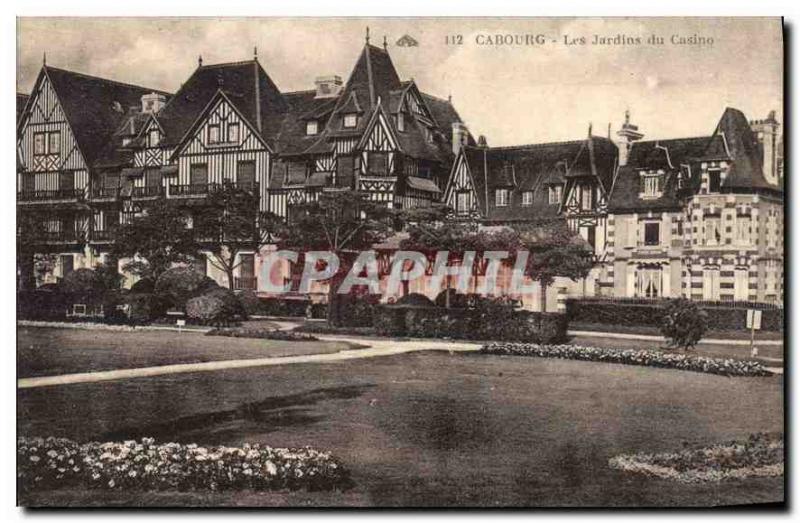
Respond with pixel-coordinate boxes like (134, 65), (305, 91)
(272, 190), (394, 325)
(194, 182), (260, 290)
(17, 210), (57, 290)
(515, 218), (595, 313)
(660, 298), (708, 351)
(110, 199), (201, 281)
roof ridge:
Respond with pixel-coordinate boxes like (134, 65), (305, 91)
(283, 89), (317, 96)
(44, 65), (170, 95)
(198, 59), (258, 69)
(473, 139), (588, 151)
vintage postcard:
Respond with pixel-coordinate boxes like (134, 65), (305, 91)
(16, 17), (784, 508)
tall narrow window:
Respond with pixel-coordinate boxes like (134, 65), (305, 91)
(227, 123), (239, 143)
(237, 160), (256, 188)
(704, 217), (721, 245)
(396, 112), (405, 132)
(644, 222), (660, 246)
(495, 188), (509, 207)
(33, 133), (45, 155)
(456, 192), (469, 214)
(548, 185), (562, 205)
(48, 131), (60, 154)
(702, 267), (720, 300)
(581, 185), (593, 210)
(708, 169), (721, 192)
(734, 268), (749, 301)
(149, 129), (160, 147)
(190, 163), (208, 188)
(735, 214), (751, 245)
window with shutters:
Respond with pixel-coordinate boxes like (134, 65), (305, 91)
(704, 217), (721, 245)
(702, 267), (720, 300)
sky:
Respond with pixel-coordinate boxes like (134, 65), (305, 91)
(17, 17), (783, 146)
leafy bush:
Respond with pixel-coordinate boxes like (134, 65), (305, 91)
(60, 268), (106, 296)
(207, 327), (319, 341)
(237, 290), (263, 317)
(186, 288), (242, 325)
(295, 323), (376, 337)
(394, 293), (435, 307)
(481, 342), (773, 377)
(154, 267), (218, 311)
(335, 294), (380, 327)
(660, 299), (708, 350)
(17, 289), (68, 321)
(609, 432), (783, 483)
(124, 292), (159, 324)
(433, 289), (470, 308)
(18, 436), (351, 493)
(129, 278), (155, 295)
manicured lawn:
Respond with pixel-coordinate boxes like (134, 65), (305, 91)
(18, 349), (783, 507)
(17, 327), (363, 378)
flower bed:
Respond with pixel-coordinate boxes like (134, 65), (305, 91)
(480, 343), (773, 377)
(206, 327), (319, 342)
(17, 320), (137, 332)
(609, 432), (784, 483)
(18, 437), (350, 493)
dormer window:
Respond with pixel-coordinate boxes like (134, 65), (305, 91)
(548, 185), (562, 205)
(148, 129), (160, 148)
(306, 120), (319, 136)
(521, 191), (534, 206)
(396, 112), (405, 132)
(641, 172), (663, 198)
(495, 188), (510, 207)
(343, 114), (357, 128)
(208, 124), (220, 144)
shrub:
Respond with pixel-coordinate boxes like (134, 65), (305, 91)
(335, 294), (380, 327)
(434, 289), (470, 308)
(660, 299), (708, 350)
(17, 289), (68, 321)
(60, 268), (106, 296)
(394, 293), (435, 307)
(237, 290), (263, 317)
(154, 267), (218, 311)
(17, 436), (351, 493)
(129, 278), (155, 295)
(296, 323), (377, 337)
(125, 292), (158, 324)
(481, 342), (773, 377)
(186, 288), (242, 325)
(207, 327), (319, 341)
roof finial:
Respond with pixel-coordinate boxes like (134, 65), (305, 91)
(198, 55), (203, 67)
(383, 35), (388, 51)
(588, 122), (593, 137)
(607, 122), (611, 139)
(365, 26), (370, 45)
(42, 51), (46, 66)
(254, 46), (258, 61)
(448, 93), (452, 103)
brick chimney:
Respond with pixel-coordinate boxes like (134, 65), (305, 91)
(616, 109), (644, 167)
(141, 92), (166, 114)
(314, 76), (343, 99)
(451, 122), (469, 155)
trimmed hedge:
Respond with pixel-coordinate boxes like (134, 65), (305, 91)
(481, 342), (773, 377)
(566, 298), (783, 332)
(186, 288), (244, 325)
(207, 327), (319, 341)
(374, 305), (567, 343)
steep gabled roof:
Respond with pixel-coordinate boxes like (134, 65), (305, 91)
(154, 60), (286, 148)
(273, 90), (339, 156)
(30, 66), (169, 167)
(457, 137), (616, 222)
(16, 93), (29, 123)
(710, 107), (772, 190)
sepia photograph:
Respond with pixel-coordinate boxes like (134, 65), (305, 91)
(14, 16), (784, 508)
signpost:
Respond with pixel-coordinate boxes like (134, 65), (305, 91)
(747, 309), (762, 358)
(177, 318), (186, 334)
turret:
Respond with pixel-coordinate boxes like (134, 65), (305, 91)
(750, 110), (781, 186)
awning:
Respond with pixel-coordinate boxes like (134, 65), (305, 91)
(406, 176), (441, 193)
(160, 165), (178, 176)
(305, 172), (330, 187)
(121, 167), (143, 177)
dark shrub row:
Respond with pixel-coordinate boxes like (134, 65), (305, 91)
(480, 342), (773, 377)
(18, 436), (351, 493)
(206, 327), (319, 341)
(566, 299), (783, 332)
(374, 304), (567, 343)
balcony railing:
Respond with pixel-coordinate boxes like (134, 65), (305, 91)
(40, 230), (83, 244)
(234, 277), (257, 290)
(131, 185), (164, 198)
(90, 187), (120, 200)
(168, 182), (259, 198)
(91, 229), (114, 242)
(17, 188), (84, 202)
